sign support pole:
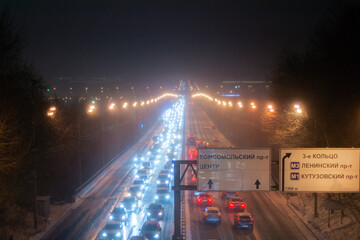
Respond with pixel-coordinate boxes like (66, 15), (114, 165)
(172, 160), (197, 240)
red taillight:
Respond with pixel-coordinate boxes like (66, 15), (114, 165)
(229, 203), (235, 208)
(237, 217), (240, 221)
(241, 203), (246, 208)
(192, 176), (196, 182)
(218, 213), (221, 217)
(197, 198), (202, 203)
(205, 213), (208, 216)
(208, 198), (213, 203)
(251, 217), (253, 221)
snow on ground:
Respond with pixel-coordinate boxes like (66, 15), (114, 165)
(30, 202), (72, 240)
(288, 192), (360, 240)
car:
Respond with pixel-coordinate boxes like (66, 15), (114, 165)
(108, 207), (127, 223)
(129, 236), (147, 240)
(221, 192), (238, 198)
(146, 203), (165, 221)
(156, 173), (171, 185)
(134, 154), (144, 163)
(204, 126), (210, 129)
(196, 193), (213, 206)
(156, 183), (170, 191)
(155, 187), (171, 203)
(133, 179), (146, 189)
(212, 137), (220, 142)
(99, 221), (123, 239)
(160, 169), (172, 178)
(136, 169), (150, 183)
(226, 197), (246, 211)
(234, 212), (254, 230)
(141, 161), (153, 173)
(127, 186), (143, 199)
(203, 207), (221, 224)
(120, 196), (139, 212)
(140, 221), (162, 240)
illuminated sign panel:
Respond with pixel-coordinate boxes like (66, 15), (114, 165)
(280, 148), (360, 192)
(197, 148), (270, 192)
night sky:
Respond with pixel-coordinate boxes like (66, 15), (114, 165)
(4, 1), (332, 87)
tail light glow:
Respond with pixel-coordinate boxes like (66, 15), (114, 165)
(229, 203), (235, 208)
(208, 198), (213, 203)
(241, 203), (246, 208)
(197, 198), (202, 203)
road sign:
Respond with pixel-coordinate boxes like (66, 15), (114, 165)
(197, 148), (270, 191)
(280, 148), (360, 192)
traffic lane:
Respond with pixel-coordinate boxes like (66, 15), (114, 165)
(42, 121), (164, 240)
(186, 105), (317, 240)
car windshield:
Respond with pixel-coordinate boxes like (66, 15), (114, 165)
(113, 208), (124, 213)
(137, 170), (147, 174)
(141, 224), (158, 231)
(157, 184), (168, 188)
(207, 210), (218, 214)
(149, 204), (162, 210)
(130, 187), (140, 191)
(158, 174), (168, 179)
(232, 197), (243, 202)
(104, 224), (120, 230)
(200, 194), (211, 198)
(134, 180), (143, 185)
(240, 216), (251, 220)
(157, 189), (169, 194)
(123, 197), (135, 202)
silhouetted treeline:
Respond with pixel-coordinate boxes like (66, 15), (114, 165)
(0, 8), (168, 238)
(271, 2), (360, 147)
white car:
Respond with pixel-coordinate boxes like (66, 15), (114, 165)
(203, 207), (221, 224)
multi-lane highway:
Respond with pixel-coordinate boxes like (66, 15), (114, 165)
(184, 103), (318, 240)
(41, 99), (185, 240)
(40, 96), (319, 240)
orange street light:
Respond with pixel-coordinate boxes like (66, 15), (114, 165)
(108, 103), (115, 110)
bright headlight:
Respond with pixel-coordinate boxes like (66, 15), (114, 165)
(157, 180), (160, 184)
(109, 215), (113, 220)
(158, 212), (163, 216)
(121, 215), (125, 220)
(102, 232), (107, 237)
(147, 212), (151, 216)
(116, 232), (121, 237)
(137, 192), (141, 197)
(132, 204), (136, 208)
(154, 233), (159, 238)
(120, 204), (124, 208)
(127, 193), (131, 197)
(165, 180), (169, 184)
(155, 195), (159, 199)
(166, 195), (170, 199)
(135, 175), (139, 178)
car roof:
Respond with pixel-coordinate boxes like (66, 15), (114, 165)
(206, 207), (219, 211)
(199, 193), (212, 197)
(149, 203), (163, 208)
(230, 197), (244, 201)
(143, 221), (159, 225)
(123, 196), (137, 201)
(105, 221), (121, 226)
(236, 212), (252, 217)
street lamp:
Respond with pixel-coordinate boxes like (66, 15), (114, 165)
(47, 106), (56, 117)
